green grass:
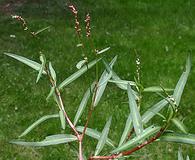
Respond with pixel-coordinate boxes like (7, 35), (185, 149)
(0, 0), (195, 159)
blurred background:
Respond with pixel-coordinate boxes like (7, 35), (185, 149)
(0, 0), (195, 159)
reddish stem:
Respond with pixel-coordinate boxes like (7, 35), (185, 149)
(46, 68), (83, 160)
(122, 128), (164, 156)
(127, 128), (134, 140)
(79, 137), (84, 160)
(46, 69), (80, 138)
(88, 154), (120, 160)
(89, 128), (165, 160)
(81, 82), (98, 140)
(56, 90), (80, 137)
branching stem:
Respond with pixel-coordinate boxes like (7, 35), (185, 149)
(45, 68), (83, 160)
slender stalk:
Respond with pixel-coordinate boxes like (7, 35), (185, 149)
(81, 37), (99, 140)
(89, 39), (99, 81)
(81, 82), (98, 140)
(81, 25), (99, 140)
(56, 89), (80, 137)
(79, 138), (84, 160)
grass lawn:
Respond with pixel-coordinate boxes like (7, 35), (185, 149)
(0, 0), (195, 159)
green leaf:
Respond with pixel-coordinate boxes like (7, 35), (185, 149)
(118, 114), (132, 147)
(76, 59), (87, 69)
(142, 98), (169, 124)
(94, 117), (112, 156)
(59, 110), (66, 130)
(74, 82), (95, 125)
(36, 54), (46, 83)
(34, 26), (50, 35)
(173, 55), (191, 106)
(18, 114), (59, 138)
(93, 56), (117, 107)
(111, 73), (136, 91)
(58, 58), (101, 90)
(4, 52), (46, 74)
(186, 155), (190, 160)
(178, 148), (184, 160)
(109, 79), (139, 100)
(143, 86), (173, 92)
(96, 47), (110, 55)
(76, 43), (83, 47)
(171, 118), (188, 134)
(49, 62), (56, 82)
(76, 126), (115, 148)
(98, 71), (113, 87)
(127, 83), (143, 136)
(111, 125), (160, 153)
(158, 133), (195, 145)
(103, 61), (139, 100)
(46, 86), (55, 101)
(119, 97), (169, 146)
(103, 59), (136, 87)
(108, 79), (136, 86)
(11, 134), (77, 147)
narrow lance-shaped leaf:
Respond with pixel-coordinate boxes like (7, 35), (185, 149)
(98, 71), (113, 87)
(94, 117), (112, 156)
(59, 110), (66, 130)
(76, 43), (83, 47)
(46, 86), (55, 101)
(4, 52), (46, 74)
(103, 61), (139, 100)
(19, 114), (59, 138)
(74, 82), (95, 126)
(103, 61), (137, 90)
(158, 133), (195, 145)
(119, 97), (169, 145)
(108, 79), (136, 86)
(36, 54), (46, 83)
(171, 118), (188, 134)
(142, 98), (169, 124)
(111, 73), (137, 91)
(118, 114), (132, 147)
(76, 59), (87, 69)
(34, 26), (50, 35)
(49, 62), (56, 82)
(178, 148), (184, 160)
(127, 83), (143, 136)
(173, 55), (191, 106)
(93, 56), (117, 107)
(111, 126), (160, 153)
(96, 47), (110, 55)
(76, 126), (115, 148)
(186, 155), (190, 160)
(58, 58), (101, 90)
(143, 86), (173, 92)
(11, 134), (77, 147)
